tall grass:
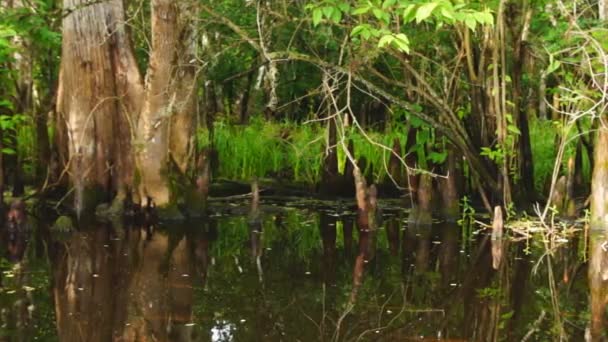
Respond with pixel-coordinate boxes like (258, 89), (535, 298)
(348, 126), (408, 182)
(530, 119), (558, 192)
(205, 115), (591, 193)
(198, 117), (411, 184)
(200, 117), (324, 183)
(529, 117), (591, 193)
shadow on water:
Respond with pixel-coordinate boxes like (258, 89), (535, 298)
(0, 198), (597, 341)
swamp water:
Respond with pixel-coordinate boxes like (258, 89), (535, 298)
(0, 198), (591, 341)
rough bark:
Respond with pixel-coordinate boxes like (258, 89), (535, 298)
(589, 125), (608, 340)
(57, 0), (143, 212)
(409, 173), (433, 226)
(136, 0), (197, 208)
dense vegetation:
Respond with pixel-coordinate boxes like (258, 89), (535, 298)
(0, 1), (605, 211)
(1, 0), (608, 339)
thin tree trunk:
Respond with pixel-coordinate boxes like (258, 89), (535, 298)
(440, 146), (460, 221)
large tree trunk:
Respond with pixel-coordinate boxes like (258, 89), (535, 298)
(59, 0), (198, 214)
(57, 0), (143, 214)
(588, 6), (608, 340)
(136, 0), (198, 208)
(589, 126), (608, 340)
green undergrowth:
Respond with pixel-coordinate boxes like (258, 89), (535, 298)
(529, 117), (592, 193)
(530, 119), (558, 192)
(197, 117), (411, 184)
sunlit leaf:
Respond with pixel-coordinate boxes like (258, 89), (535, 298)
(465, 17), (477, 30)
(416, 2), (439, 23)
(402, 4), (416, 22)
(352, 6), (370, 15)
(382, 0), (397, 10)
(372, 8), (385, 20)
(378, 34), (394, 48)
(2, 148), (16, 155)
(313, 8), (323, 26)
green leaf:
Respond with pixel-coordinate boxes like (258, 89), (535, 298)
(416, 2), (439, 23)
(351, 25), (366, 37)
(322, 6), (334, 19)
(361, 28), (372, 40)
(313, 8), (323, 26)
(440, 7), (455, 20)
(465, 17), (477, 30)
(382, 0), (397, 9)
(1, 148), (16, 155)
(338, 3), (351, 12)
(410, 115), (425, 128)
(479, 11), (494, 25)
(331, 9), (343, 23)
(547, 60), (561, 75)
(0, 100), (13, 111)
(378, 34), (394, 48)
(507, 124), (521, 135)
(428, 151), (447, 164)
(372, 8), (385, 20)
(0, 27), (17, 38)
(394, 33), (410, 53)
(353, 6), (370, 15)
(473, 11), (494, 26)
(417, 130), (431, 146)
(402, 4), (417, 22)
(370, 27), (382, 37)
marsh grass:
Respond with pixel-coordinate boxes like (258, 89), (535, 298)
(530, 119), (558, 192)
(198, 117), (410, 185)
(529, 117), (592, 193)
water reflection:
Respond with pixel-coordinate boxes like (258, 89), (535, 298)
(0, 199), (596, 340)
(0, 225), (34, 342)
(50, 222), (214, 341)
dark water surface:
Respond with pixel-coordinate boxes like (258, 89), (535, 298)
(0, 198), (590, 341)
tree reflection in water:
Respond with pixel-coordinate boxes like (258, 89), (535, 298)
(0, 198), (597, 341)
